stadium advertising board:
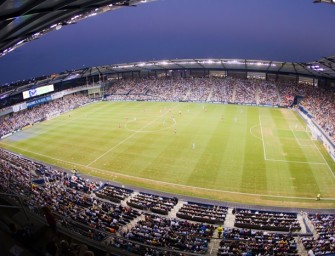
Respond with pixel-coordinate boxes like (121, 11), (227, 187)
(23, 84), (54, 99)
(12, 102), (27, 112)
(26, 95), (52, 108)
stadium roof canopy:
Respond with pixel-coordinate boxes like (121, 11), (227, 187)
(5, 58), (335, 90)
(313, 0), (335, 4)
(0, 0), (152, 57)
(0, 0), (334, 89)
(91, 58), (335, 80)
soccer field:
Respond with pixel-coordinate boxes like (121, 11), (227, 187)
(1, 101), (335, 208)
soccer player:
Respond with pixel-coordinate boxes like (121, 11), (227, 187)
(192, 143), (195, 150)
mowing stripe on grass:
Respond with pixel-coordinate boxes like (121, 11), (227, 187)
(258, 115), (267, 160)
(86, 104), (179, 167)
(2, 141), (335, 201)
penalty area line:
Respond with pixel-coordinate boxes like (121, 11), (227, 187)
(265, 158), (327, 165)
(249, 124), (262, 141)
(311, 139), (335, 181)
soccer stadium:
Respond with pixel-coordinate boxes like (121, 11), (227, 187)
(0, 1), (335, 256)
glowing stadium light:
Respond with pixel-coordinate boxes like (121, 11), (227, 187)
(178, 61), (196, 65)
(115, 64), (133, 69)
(71, 15), (81, 21)
(226, 60), (243, 65)
(307, 64), (325, 71)
(16, 40), (25, 45)
(158, 61), (169, 65)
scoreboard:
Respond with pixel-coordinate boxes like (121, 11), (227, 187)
(23, 84), (54, 99)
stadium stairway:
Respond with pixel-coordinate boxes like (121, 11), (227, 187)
(207, 237), (221, 256)
(256, 85), (260, 105)
(183, 89), (191, 101)
(206, 88), (213, 102)
(296, 238), (308, 256)
(275, 84), (282, 104)
(223, 208), (236, 228)
(232, 83), (237, 102)
(297, 212), (307, 233)
(167, 200), (185, 218)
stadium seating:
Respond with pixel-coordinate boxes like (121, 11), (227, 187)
(1, 77), (335, 256)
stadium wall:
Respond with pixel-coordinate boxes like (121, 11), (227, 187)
(296, 106), (335, 162)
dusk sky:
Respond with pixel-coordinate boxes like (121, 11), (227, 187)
(0, 0), (334, 85)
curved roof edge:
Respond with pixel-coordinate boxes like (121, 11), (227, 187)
(54, 57), (335, 82)
(0, 0), (155, 58)
(1, 58), (334, 99)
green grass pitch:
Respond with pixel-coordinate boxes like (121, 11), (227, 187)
(1, 101), (335, 208)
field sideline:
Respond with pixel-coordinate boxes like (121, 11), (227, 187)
(1, 101), (335, 208)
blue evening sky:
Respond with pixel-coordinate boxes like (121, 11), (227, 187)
(0, 0), (334, 85)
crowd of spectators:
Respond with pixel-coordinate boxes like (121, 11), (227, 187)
(106, 76), (335, 143)
(95, 184), (133, 203)
(234, 209), (301, 232)
(301, 214), (335, 256)
(258, 80), (280, 106)
(1, 148), (335, 256)
(105, 77), (285, 106)
(300, 86), (335, 143)
(234, 79), (257, 105)
(2, 76), (335, 143)
(0, 93), (92, 138)
(0, 77), (335, 255)
(176, 201), (227, 224)
(127, 192), (178, 215)
(64, 172), (102, 194)
(210, 77), (235, 103)
(121, 213), (213, 254)
(218, 228), (298, 255)
(0, 148), (41, 196)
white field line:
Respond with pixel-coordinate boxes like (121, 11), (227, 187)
(125, 118), (176, 133)
(249, 124), (262, 141)
(258, 116), (267, 160)
(289, 125), (313, 147)
(2, 142), (335, 201)
(311, 140), (335, 180)
(265, 158), (327, 165)
(86, 106), (178, 167)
